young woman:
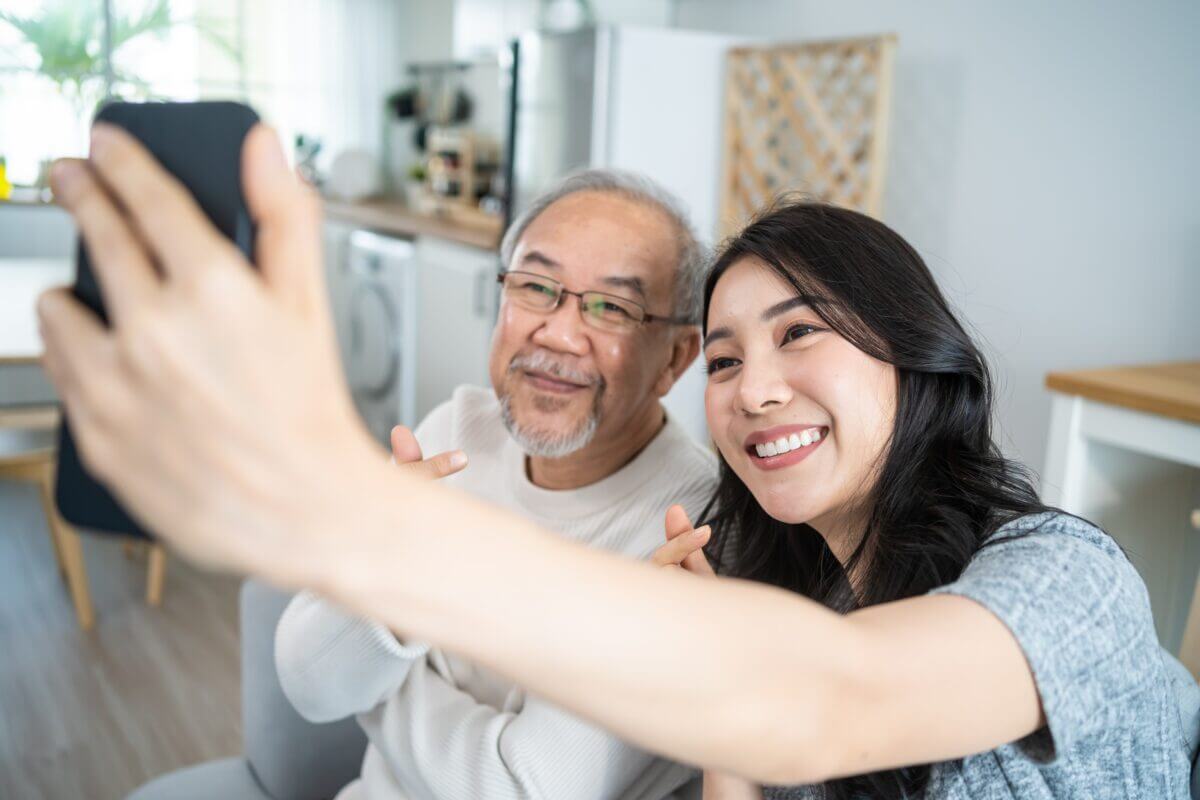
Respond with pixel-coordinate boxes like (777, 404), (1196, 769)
(43, 126), (1196, 799)
(649, 201), (1199, 798)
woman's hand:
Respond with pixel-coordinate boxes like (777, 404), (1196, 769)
(652, 504), (715, 577)
(653, 508), (761, 797)
(38, 122), (386, 585)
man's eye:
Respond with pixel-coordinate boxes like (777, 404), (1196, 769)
(705, 356), (739, 375)
(782, 324), (818, 344)
(600, 302), (634, 318)
(520, 282), (556, 296)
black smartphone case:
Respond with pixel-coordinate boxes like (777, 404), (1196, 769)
(55, 100), (260, 539)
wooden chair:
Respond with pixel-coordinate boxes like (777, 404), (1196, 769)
(0, 405), (165, 630)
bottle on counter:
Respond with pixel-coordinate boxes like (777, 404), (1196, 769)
(0, 157), (12, 200)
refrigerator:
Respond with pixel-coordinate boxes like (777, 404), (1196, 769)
(503, 25), (747, 445)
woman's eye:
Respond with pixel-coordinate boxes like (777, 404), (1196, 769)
(705, 356), (739, 375)
(782, 324), (818, 344)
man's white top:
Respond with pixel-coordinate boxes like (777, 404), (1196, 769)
(276, 385), (719, 800)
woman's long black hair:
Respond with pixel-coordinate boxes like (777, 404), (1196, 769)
(698, 201), (1053, 799)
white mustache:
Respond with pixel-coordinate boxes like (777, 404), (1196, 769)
(509, 350), (601, 387)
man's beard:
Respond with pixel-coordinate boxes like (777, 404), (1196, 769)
(498, 350), (606, 458)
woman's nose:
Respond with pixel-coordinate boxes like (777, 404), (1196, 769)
(736, 355), (793, 415)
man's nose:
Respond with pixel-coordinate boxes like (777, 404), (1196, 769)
(530, 298), (590, 356)
(736, 354), (793, 415)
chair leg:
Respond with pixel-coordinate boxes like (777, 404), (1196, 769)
(146, 544), (166, 607)
(39, 489), (67, 577)
(36, 462), (94, 631)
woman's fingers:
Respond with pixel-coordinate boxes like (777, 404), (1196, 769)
(87, 123), (236, 281)
(49, 159), (158, 324)
(651, 525), (711, 567)
(241, 124), (327, 317)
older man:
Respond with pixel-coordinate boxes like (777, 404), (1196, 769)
(274, 170), (718, 800)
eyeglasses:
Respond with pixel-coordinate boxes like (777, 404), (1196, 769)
(496, 271), (694, 333)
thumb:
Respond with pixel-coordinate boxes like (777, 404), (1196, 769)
(400, 449), (468, 481)
(664, 504), (694, 542)
(390, 425), (423, 464)
(241, 123), (326, 318)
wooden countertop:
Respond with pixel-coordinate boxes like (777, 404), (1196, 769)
(0, 258), (73, 360)
(2, 195), (503, 248)
(1046, 361), (1200, 424)
(323, 199), (502, 251)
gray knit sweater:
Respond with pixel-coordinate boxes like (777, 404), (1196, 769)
(766, 512), (1200, 799)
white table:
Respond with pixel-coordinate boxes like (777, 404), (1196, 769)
(0, 258), (74, 363)
(1042, 363), (1200, 670)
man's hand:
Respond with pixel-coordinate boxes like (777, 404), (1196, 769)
(390, 424), (467, 480)
(651, 504), (715, 577)
(38, 122), (382, 583)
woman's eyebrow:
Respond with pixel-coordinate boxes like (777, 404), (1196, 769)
(703, 327), (732, 347)
(761, 297), (809, 321)
(705, 297), (813, 347)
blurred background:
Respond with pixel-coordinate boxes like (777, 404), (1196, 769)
(0, 1), (1197, 797)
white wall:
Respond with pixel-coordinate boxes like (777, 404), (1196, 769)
(674, 0), (1200, 477)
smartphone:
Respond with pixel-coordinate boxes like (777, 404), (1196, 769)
(55, 100), (260, 538)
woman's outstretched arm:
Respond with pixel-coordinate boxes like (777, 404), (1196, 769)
(40, 123), (1045, 785)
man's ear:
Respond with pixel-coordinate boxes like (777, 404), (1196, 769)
(654, 327), (701, 398)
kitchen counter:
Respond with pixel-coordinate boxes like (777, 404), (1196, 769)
(323, 199), (502, 251)
(1045, 361), (1200, 424)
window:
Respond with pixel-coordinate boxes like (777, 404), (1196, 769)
(0, 0), (243, 185)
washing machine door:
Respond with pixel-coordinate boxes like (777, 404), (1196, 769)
(345, 231), (417, 443)
(349, 280), (400, 403)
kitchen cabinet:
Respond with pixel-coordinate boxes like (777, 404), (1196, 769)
(414, 236), (499, 421)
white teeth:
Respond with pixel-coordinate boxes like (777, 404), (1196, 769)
(753, 428), (825, 458)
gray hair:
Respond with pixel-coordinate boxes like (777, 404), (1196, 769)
(499, 168), (708, 324)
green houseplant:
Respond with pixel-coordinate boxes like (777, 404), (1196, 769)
(0, 0), (239, 115)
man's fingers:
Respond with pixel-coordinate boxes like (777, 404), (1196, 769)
(49, 159), (158, 323)
(390, 425), (424, 464)
(241, 124), (327, 316)
(651, 525), (711, 567)
(663, 504), (695, 542)
(87, 123), (236, 280)
(682, 549), (715, 577)
(398, 450), (468, 481)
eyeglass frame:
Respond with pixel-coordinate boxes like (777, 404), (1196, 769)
(495, 270), (696, 329)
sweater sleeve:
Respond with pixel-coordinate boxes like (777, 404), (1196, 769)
(274, 590), (431, 723)
(928, 513), (1160, 761)
(360, 655), (697, 800)
(273, 396), (461, 723)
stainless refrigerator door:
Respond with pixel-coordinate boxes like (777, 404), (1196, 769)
(510, 28), (599, 217)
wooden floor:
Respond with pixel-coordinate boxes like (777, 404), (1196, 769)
(0, 479), (243, 799)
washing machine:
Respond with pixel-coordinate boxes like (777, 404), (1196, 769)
(327, 227), (419, 445)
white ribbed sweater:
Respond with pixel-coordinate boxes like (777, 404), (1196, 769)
(275, 385), (718, 800)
